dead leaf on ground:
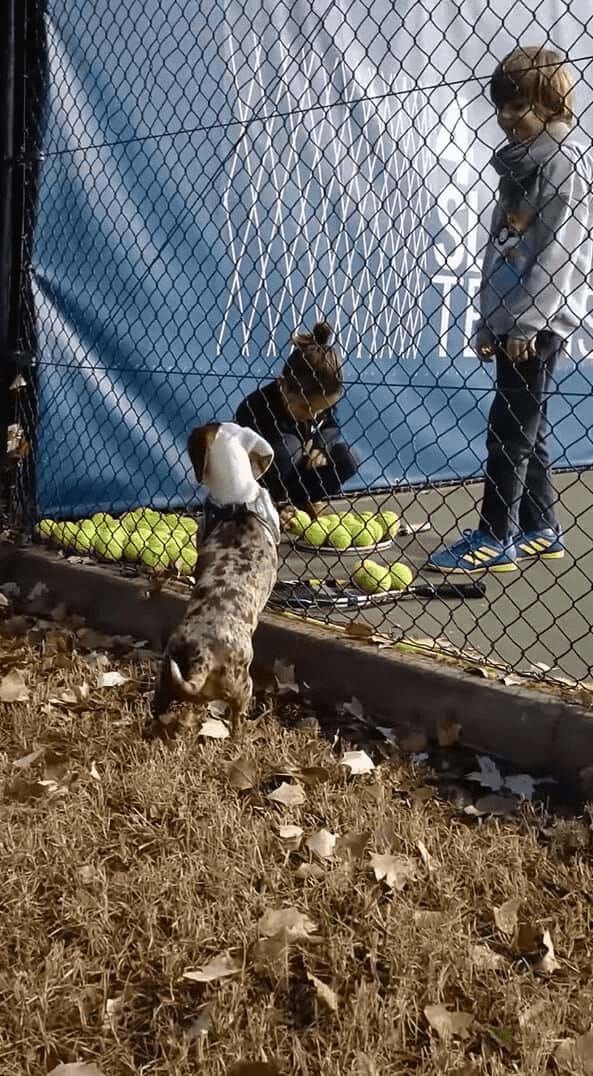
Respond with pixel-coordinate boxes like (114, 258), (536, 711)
(337, 830), (370, 859)
(410, 786), (434, 805)
(273, 658), (299, 695)
(437, 719), (462, 747)
(258, 907), (318, 941)
(518, 997), (548, 1029)
(298, 766), (330, 786)
(307, 972), (339, 1013)
(504, 773), (535, 800)
(183, 951), (241, 983)
(370, 852), (417, 892)
(277, 824), (303, 844)
(341, 750), (375, 775)
(97, 670), (128, 688)
(227, 756), (257, 790)
(198, 717), (230, 740)
(470, 944), (507, 971)
(295, 862), (325, 881)
(306, 829), (337, 860)
(49, 682), (90, 707)
(494, 897), (521, 937)
(12, 747), (44, 770)
(90, 762), (101, 781)
(0, 670), (29, 702)
(400, 729), (428, 753)
(229, 1063), (282, 1076)
(267, 782), (306, 807)
(103, 994), (124, 1032)
(48, 1066), (105, 1076)
(424, 1003), (474, 1040)
(555, 1026), (593, 1073)
(417, 839), (435, 872)
(251, 936), (291, 967)
(467, 755), (504, 792)
(185, 1004), (211, 1043)
(344, 622), (374, 640)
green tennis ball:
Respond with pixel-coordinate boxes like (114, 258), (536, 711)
(94, 524), (127, 560)
(176, 544), (198, 575)
(286, 509), (311, 536)
(351, 559), (392, 593)
(303, 521), (328, 547)
(60, 520), (95, 553)
(352, 520), (384, 547)
(35, 519), (57, 540)
(326, 523), (352, 550)
(390, 562), (414, 590)
(178, 515), (199, 538)
(376, 511), (400, 538)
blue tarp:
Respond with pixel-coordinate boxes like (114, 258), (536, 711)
(34, 0), (593, 516)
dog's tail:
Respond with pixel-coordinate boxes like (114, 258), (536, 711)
(169, 657), (205, 699)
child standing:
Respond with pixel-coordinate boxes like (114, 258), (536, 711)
(235, 321), (358, 517)
(429, 46), (593, 573)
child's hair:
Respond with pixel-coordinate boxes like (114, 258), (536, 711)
(282, 321), (343, 399)
(490, 45), (574, 124)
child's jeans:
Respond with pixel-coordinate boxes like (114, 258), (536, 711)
(263, 427), (358, 506)
(479, 332), (561, 541)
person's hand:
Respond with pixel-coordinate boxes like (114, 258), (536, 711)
(305, 447), (328, 469)
(473, 327), (495, 361)
(504, 336), (537, 363)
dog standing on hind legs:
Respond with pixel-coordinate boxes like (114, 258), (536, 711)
(151, 421), (280, 736)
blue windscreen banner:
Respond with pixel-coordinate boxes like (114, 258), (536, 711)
(33, 0), (593, 518)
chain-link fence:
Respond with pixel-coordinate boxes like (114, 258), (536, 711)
(3, 0), (593, 686)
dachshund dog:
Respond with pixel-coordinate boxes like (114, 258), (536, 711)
(152, 421), (279, 735)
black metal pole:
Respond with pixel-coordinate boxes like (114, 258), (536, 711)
(0, 0), (18, 455)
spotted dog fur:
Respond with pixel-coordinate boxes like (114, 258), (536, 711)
(151, 423), (278, 736)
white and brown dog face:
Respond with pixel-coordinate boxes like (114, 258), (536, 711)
(187, 421), (274, 505)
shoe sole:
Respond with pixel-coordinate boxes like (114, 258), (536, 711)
(426, 561), (518, 574)
(516, 550), (565, 562)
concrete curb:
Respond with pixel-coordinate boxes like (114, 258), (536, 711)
(1, 543), (592, 781)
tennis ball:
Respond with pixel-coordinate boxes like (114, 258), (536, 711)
(390, 562), (414, 590)
(376, 510), (400, 538)
(352, 520), (384, 547)
(60, 519), (95, 553)
(286, 509), (311, 536)
(352, 559), (392, 593)
(34, 518), (57, 540)
(303, 521), (328, 547)
(177, 515), (199, 538)
(326, 523), (352, 550)
(176, 544), (198, 575)
(95, 523), (127, 560)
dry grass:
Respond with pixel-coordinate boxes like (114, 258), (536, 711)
(0, 608), (592, 1075)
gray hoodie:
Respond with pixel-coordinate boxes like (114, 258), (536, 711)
(478, 122), (593, 344)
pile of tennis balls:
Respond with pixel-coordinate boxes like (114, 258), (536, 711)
(288, 508), (400, 549)
(34, 509), (199, 574)
(351, 559), (414, 593)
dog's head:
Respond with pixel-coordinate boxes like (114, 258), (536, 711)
(187, 422), (274, 503)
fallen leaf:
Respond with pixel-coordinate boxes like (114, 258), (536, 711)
(298, 766), (330, 786)
(183, 951), (241, 982)
(494, 897), (521, 937)
(337, 830), (370, 858)
(48, 1065), (105, 1076)
(103, 994), (124, 1032)
(305, 829), (337, 860)
(370, 852), (417, 891)
(555, 1026), (593, 1072)
(307, 972), (339, 1013)
(341, 750), (375, 775)
(185, 1004), (211, 1043)
(49, 682), (90, 706)
(470, 944), (507, 971)
(424, 1003), (474, 1041)
(400, 729), (428, 752)
(90, 762), (101, 781)
(251, 936), (291, 966)
(377, 726), (398, 745)
(413, 910), (446, 928)
(267, 782), (306, 807)
(343, 695), (364, 718)
(437, 719), (462, 747)
(410, 786), (434, 805)
(258, 907), (318, 940)
(229, 1063), (281, 1076)
(227, 756), (257, 790)
(504, 773), (535, 800)
(468, 793), (518, 817)
(0, 670), (29, 702)
(12, 747), (44, 769)
(417, 839), (435, 872)
(97, 670), (128, 688)
(198, 718), (230, 740)
(467, 755), (504, 792)
(518, 997), (548, 1029)
(295, 862), (325, 881)
(344, 621), (375, 640)
(207, 699), (228, 718)
(79, 864), (99, 885)
(277, 824), (303, 850)
(273, 659), (299, 695)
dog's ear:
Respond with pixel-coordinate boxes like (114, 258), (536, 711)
(187, 423), (220, 483)
(249, 449), (273, 481)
